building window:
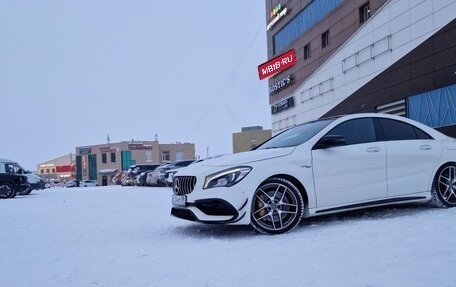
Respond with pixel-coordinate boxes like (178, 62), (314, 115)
(145, 151), (152, 162)
(52, 168), (55, 173)
(110, 152), (116, 163)
(102, 153), (107, 164)
(46, 169), (50, 173)
(40, 169), (44, 174)
(273, 0), (343, 54)
(359, 3), (371, 24)
(176, 151), (184, 161)
(6, 163), (15, 174)
(304, 44), (311, 59)
(162, 151), (170, 162)
(321, 30), (329, 48)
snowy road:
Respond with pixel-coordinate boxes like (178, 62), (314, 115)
(1, 186), (455, 287)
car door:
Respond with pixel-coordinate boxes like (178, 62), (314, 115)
(376, 118), (442, 197)
(312, 118), (387, 207)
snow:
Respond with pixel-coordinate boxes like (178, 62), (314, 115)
(1, 186), (455, 287)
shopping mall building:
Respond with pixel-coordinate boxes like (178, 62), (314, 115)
(265, 0), (456, 135)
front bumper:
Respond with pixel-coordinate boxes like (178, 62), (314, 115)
(170, 173), (259, 225)
(171, 198), (248, 224)
(15, 183), (30, 194)
(30, 182), (45, 190)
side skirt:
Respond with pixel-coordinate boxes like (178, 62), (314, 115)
(314, 196), (428, 214)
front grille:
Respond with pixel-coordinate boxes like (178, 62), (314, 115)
(173, 176), (197, 195)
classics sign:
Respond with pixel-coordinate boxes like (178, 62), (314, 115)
(269, 74), (292, 95)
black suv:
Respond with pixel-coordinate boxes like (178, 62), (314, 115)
(0, 173), (30, 199)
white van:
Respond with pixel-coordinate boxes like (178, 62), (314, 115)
(0, 159), (45, 195)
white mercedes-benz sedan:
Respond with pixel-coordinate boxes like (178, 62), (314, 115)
(171, 113), (456, 234)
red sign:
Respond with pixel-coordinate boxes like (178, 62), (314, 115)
(56, 165), (76, 173)
(258, 49), (296, 80)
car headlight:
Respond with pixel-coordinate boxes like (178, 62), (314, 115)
(203, 166), (252, 189)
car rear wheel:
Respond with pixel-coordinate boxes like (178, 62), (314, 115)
(251, 178), (304, 235)
(431, 163), (456, 207)
(0, 183), (15, 199)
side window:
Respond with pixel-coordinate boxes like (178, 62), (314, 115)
(377, 118), (433, 141)
(327, 118), (376, 145)
(5, 163), (15, 174)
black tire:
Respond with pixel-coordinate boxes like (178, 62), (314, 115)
(0, 183), (15, 199)
(250, 177), (305, 235)
(430, 163), (456, 208)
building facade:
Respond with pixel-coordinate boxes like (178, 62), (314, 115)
(232, 126), (272, 153)
(75, 141), (195, 185)
(265, 0), (456, 136)
(37, 154), (76, 182)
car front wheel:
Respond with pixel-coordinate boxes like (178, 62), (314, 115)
(251, 177), (304, 235)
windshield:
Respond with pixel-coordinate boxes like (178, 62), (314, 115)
(257, 118), (335, 149)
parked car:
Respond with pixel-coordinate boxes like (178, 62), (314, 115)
(80, 180), (98, 187)
(166, 160), (202, 186)
(171, 113), (456, 235)
(0, 173), (30, 199)
(111, 171), (124, 185)
(122, 164), (160, 186)
(20, 172), (45, 194)
(136, 171), (152, 186)
(65, 180), (79, 188)
(45, 180), (60, 188)
(149, 160), (195, 187)
(0, 159), (44, 195)
(134, 174), (143, 186)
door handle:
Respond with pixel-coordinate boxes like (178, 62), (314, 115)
(366, 147), (381, 153)
(420, 145), (432, 151)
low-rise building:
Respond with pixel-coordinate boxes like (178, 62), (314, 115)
(75, 140), (195, 186)
(37, 154), (76, 182)
(232, 126), (272, 153)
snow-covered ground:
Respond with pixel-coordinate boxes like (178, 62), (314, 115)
(1, 186), (455, 287)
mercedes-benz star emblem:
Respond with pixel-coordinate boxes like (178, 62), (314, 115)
(174, 178), (180, 194)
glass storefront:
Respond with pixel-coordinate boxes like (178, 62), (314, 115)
(408, 83), (456, 128)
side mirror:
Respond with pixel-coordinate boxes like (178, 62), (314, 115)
(314, 135), (346, 149)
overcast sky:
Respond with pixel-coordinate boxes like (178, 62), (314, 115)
(0, 1), (270, 170)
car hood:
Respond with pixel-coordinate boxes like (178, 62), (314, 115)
(199, 147), (295, 167)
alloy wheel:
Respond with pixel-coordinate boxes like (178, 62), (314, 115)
(251, 178), (304, 234)
(437, 165), (456, 206)
(0, 183), (14, 199)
